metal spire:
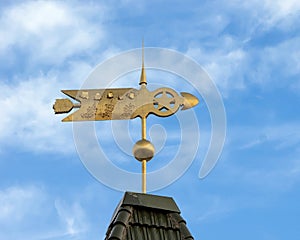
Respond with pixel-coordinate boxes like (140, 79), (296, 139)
(139, 40), (149, 193)
(139, 40), (147, 85)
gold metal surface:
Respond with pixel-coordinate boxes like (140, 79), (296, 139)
(53, 99), (79, 114)
(133, 139), (155, 162)
(139, 45), (147, 193)
(53, 45), (199, 194)
(141, 117), (146, 140)
(180, 92), (199, 110)
(139, 41), (147, 86)
(53, 87), (198, 121)
(142, 160), (146, 193)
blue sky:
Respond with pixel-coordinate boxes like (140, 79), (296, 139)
(0, 0), (300, 239)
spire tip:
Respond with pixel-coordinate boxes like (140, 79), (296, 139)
(139, 40), (147, 85)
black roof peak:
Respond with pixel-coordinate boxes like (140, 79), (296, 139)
(105, 192), (194, 240)
(122, 192), (181, 213)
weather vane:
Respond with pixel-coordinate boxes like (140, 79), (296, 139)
(53, 44), (199, 193)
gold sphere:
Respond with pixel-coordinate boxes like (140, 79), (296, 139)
(133, 139), (155, 162)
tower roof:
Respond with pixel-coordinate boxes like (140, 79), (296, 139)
(105, 192), (194, 240)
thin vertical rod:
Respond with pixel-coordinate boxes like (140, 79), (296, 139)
(140, 41), (147, 194)
(141, 116), (147, 193)
(142, 160), (146, 193)
(141, 117), (146, 140)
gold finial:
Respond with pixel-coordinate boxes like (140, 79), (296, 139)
(139, 40), (147, 85)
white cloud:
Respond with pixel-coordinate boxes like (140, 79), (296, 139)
(251, 37), (300, 88)
(55, 199), (88, 236)
(262, 0), (300, 28)
(0, 185), (46, 224)
(196, 195), (233, 222)
(220, 122), (300, 193)
(237, 123), (300, 151)
(0, 54), (118, 155)
(243, 158), (300, 191)
(186, 44), (247, 95)
(226, 0), (300, 30)
(0, 1), (109, 154)
(0, 184), (92, 240)
(0, 73), (76, 154)
(0, 1), (105, 65)
(0, 185), (52, 240)
(184, 0), (300, 94)
(186, 31), (300, 94)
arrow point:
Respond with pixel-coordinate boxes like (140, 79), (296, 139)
(180, 92), (199, 110)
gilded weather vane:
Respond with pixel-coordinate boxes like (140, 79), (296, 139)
(53, 45), (199, 193)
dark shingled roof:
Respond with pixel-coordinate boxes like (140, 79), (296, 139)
(105, 192), (194, 240)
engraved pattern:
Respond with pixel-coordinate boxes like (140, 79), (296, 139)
(121, 103), (135, 118)
(80, 103), (96, 119)
(102, 103), (114, 119)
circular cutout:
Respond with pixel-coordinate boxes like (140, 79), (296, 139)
(152, 88), (180, 117)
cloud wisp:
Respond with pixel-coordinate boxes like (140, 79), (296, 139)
(0, 1), (104, 66)
(0, 184), (92, 240)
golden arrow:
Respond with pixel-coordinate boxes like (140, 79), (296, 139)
(53, 87), (198, 122)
